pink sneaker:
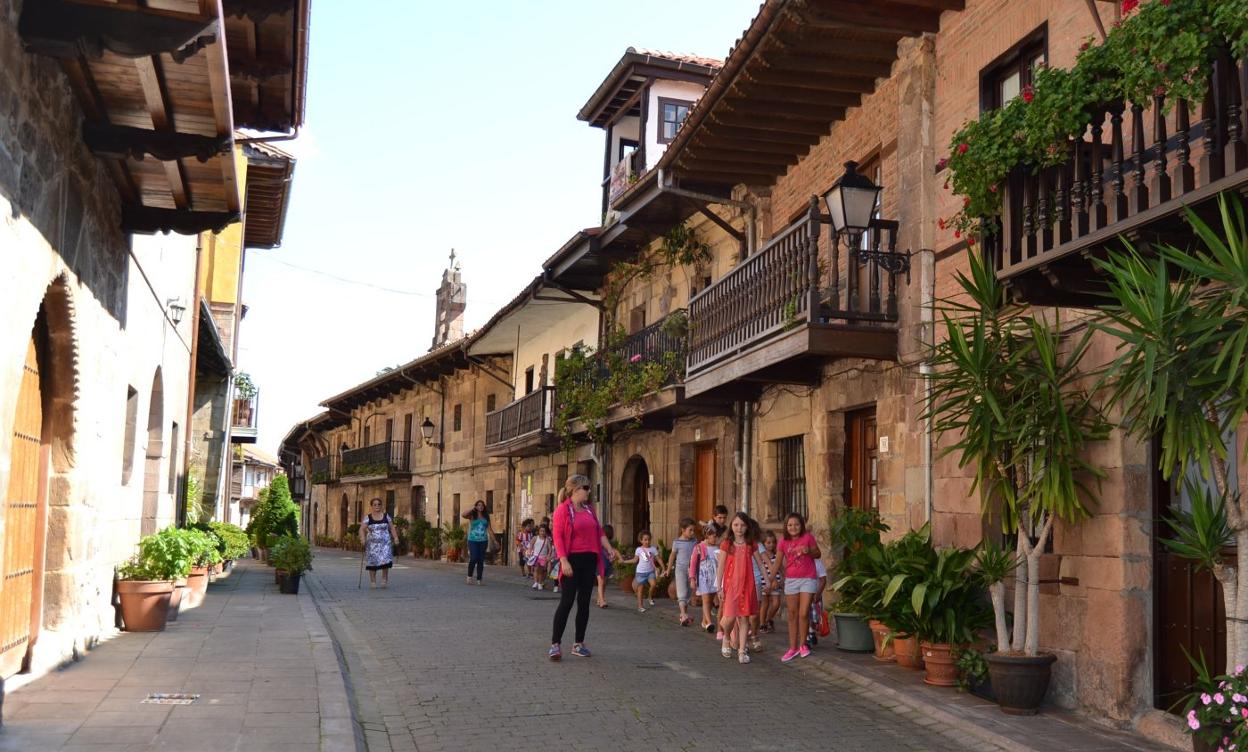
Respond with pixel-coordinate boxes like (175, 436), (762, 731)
(781, 649), (799, 663)
(798, 645), (811, 659)
(716, 630), (724, 641)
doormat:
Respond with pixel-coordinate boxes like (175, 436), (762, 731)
(141, 693), (200, 705)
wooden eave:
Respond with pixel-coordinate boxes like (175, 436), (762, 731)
(319, 342), (488, 414)
(242, 142), (294, 248)
(19, 0), (243, 235)
(223, 0), (310, 132)
(578, 49), (720, 129)
(660, 0), (965, 191)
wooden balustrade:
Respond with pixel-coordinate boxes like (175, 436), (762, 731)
(309, 455), (335, 484)
(687, 198), (900, 376)
(990, 53), (1248, 289)
(485, 387), (554, 448)
(340, 439), (411, 476)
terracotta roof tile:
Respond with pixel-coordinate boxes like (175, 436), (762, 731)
(627, 47), (723, 69)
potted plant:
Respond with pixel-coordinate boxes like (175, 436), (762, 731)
(272, 536), (313, 594)
(392, 516), (410, 555)
(614, 541), (636, 592)
(442, 522), (466, 562)
(907, 545), (992, 687)
(423, 527), (441, 559)
(955, 647), (994, 701)
(925, 252), (1108, 713)
(409, 517), (431, 557)
(208, 521), (249, 573)
(183, 527), (221, 608)
(828, 507), (888, 653)
(876, 527), (935, 670)
(117, 527), (195, 632)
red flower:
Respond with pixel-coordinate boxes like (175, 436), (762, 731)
(966, 235), (976, 248)
(963, 196), (971, 208)
(936, 157), (948, 171)
(1161, 0), (1171, 4)
(989, 184), (998, 193)
(957, 142), (969, 154)
(937, 217), (946, 230)
(1122, 0), (1139, 12)
(1021, 85), (1034, 104)
(954, 229), (961, 239)
(1079, 40), (1091, 53)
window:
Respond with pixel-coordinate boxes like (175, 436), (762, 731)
(453, 404), (462, 432)
(658, 97), (693, 143)
(167, 422), (179, 494)
(486, 394), (496, 413)
(121, 386), (138, 484)
(385, 490), (396, 518)
(981, 27), (1047, 112)
(452, 493), (461, 521)
(404, 413), (413, 446)
(628, 305), (646, 335)
(524, 367), (535, 395)
(412, 485), (426, 522)
(385, 418), (394, 442)
(773, 436), (807, 519)
(485, 490), (494, 514)
(363, 426), (371, 446)
(618, 138), (639, 161)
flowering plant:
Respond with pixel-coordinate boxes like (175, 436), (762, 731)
(1185, 658), (1248, 749)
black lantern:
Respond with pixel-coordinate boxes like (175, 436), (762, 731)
(167, 297), (186, 326)
(822, 161), (882, 244)
(420, 417), (441, 449)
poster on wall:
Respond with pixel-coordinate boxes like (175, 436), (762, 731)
(520, 474), (533, 521)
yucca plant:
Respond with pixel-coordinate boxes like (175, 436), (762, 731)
(1095, 193), (1248, 671)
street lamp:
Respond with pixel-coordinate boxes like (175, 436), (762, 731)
(822, 160), (910, 278)
(166, 297), (186, 326)
(420, 417), (442, 450)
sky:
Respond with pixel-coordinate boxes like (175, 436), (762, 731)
(239, 0), (764, 454)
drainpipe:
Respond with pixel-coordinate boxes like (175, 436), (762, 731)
(182, 237), (203, 526)
(505, 456), (515, 565)
(920, 362), (934, 523)
(739, 401), (754, 515)
(436, 377), (446, 527)
(918, 247), (937, 524)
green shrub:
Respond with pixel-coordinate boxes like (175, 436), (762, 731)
(185, 527), (223, 568)
(271, 536), (313, 575)
(208, 521), (250, 560)
(119, 527), (196, 581)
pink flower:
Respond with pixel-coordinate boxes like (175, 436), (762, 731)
(1241, 707), (1248, 718)
(1203, 693), (1213, 704)
(1236, 665), (1244, 674)
(1232, 693), (1245, 703)
(1161, 0), (1171, 5)
(629, 354), (643, 364)
(1188, 710), (1201, 730)
(954, 230), (961, 239)
(1215, 693), (1226, 705)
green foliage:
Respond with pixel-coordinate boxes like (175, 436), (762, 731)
(184, 472), (203, 525)
(441, 521), (466, 549)
(341, 461), (389, 478)
(422, 527), (442, 553)
(249, 476), (299, 548)
(554, 329), (684, 450)
(602, 222), (711, 319)
(184, 527), (223, 568)
(613, 540), (636, 582)
(1162, 482), (1234, 574)
(271, 536), (313, 575)
(828, 507), (889, 615)
(408, 516), (431, 545)
(119, 527), (196, 581)
(954, 647), (989, 693)
(207, 521), (250, 560)
(973, 538), (1019, 587)
(234, 371), (257, 398)
(906, 546), (993, 645)
(943, 0), (1248, 239)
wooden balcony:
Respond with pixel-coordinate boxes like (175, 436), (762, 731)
(484, 387), (558, 457)
(309, 455), (336, 485)
(684, 200), (900, 399)
(230, 394), (258, 443)
(990, 53), (1248, 306)
(339, 440), (412, 483)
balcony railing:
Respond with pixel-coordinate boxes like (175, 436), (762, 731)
(339, 440), (411, 479)
(990, 53), (1248, 296)
(485, 387), (555, 448)
(310, 455), (335, 484)
(687, 200), (899, 375)
(230, 393), (258, 443)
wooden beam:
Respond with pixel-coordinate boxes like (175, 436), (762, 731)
(683, 147), (799, 167)
(888, 0), (963, 11)
(122, 205), (239, 234)
(743, 69), (878, 94)
(681, 157), (790, 177)
(203, 15), (240, 213)
(723, 99), (847, 122)
(685, 135), (808, 155)
(133, 55), (189, 208)
(709, 111), (834, 136)
(83, 122), (230, 162)
(700, 124), (821, 146)
(760, 52), (895, 79)
(730, 84), (862, 109)
(679, 167), (781, 186)
(802, 2), (943, 35)
(19, 0), (214, 59)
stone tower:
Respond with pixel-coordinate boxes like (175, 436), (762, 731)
(432, 249), (466, 349)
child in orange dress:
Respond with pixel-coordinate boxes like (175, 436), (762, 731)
(715, 512), (769, 664)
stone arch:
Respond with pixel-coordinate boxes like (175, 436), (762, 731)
(140, 367), (164, 535)
(619, 454), (651, 547)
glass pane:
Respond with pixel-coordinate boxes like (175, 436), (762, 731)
(1000, 71), (1020, 104)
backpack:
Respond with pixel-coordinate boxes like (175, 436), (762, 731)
(697, 542), (717, 584)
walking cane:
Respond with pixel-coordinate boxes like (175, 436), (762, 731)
(357, 545), (365, 589)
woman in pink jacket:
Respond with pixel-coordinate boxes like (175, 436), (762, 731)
(549, 474), (617, 661)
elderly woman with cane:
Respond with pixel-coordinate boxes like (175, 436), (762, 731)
(548, 475), (617, 661)
(358, 498), (398, 589)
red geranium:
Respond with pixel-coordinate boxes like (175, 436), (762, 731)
(1122, 0), (1139, 12)
(957, 142), (969, 154)
(1021, 85), (1034, 104)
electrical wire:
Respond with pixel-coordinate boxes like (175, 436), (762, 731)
(249, 254), (433, 296)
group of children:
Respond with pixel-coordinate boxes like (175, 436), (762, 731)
(516, 505), (828, 665)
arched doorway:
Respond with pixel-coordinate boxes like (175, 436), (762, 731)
(339, 493), (349, 538)
(141, 368), (164, 535)
(621, 455), (650, 546)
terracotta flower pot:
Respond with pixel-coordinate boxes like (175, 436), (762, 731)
(619, 575), (634, 593)
(893, 634), (924, 669)
(921, 642), (958, 686)
(118, 580), (173, 632)
(984, 652), (1057, 715)
(446, 548), (460, 563)
(869, 619), (896, 662)
(185, 566), (209, 608)
(167, 579), (187, 622)
(1193, 728), (1228, 752)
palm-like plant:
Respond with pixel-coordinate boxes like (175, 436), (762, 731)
(1095, 194), (1248, 670)
(925, 252), (1108, 656)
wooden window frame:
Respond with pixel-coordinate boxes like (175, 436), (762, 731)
(657, 97), (694, 144)
(453, 403), (463, 432)
(979, 24), (1048, 113)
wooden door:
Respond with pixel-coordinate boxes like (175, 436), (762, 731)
(2, 335), (46, 678)
(632, 461), (649, 539)
(694, 446), (715, 523)
(1154, 451), (1230, 710)
(846, 409), (878, 511)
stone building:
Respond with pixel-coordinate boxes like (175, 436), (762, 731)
(0, 0), (308, 685)
(229, 445), (280, 527)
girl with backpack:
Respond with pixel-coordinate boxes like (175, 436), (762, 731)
(689, 524), (721, 633)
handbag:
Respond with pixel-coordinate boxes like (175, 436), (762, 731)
(818, 607), (831, 637)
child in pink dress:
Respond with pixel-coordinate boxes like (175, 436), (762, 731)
(715, 512), (769, 664)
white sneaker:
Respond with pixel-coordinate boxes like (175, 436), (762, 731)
(531, 582), (538, 590)
(553, 586), (560, 593)
(647, 598), (655, 607)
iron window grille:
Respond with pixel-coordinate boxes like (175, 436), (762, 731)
(774, 435), (807, 519)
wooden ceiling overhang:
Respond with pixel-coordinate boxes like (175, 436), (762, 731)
(241, 141), (294, 248)
(661, 0), (966, 193)
(320, 342), (483, 415)
(223, 0), (310, 133)
(577, 49), (721, 129)
(20, 0), (242, 235)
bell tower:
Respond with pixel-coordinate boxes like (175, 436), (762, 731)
(432, 249), (466, 349)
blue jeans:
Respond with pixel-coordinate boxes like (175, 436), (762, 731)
(467, 540), (487, 580)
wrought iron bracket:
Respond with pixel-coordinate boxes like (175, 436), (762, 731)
(853, 246), (912, 283)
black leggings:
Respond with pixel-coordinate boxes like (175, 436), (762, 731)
(551, 552), (597, 645)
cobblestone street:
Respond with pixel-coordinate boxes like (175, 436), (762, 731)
(306, 550), (1005, 752)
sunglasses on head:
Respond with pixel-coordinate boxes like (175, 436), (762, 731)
(580, 485), (591, 492)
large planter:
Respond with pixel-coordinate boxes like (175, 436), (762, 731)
(893, 635), (924, 669)
(619, 575), (634, 593)
(446, 548), (460, 563)
(166, 579), (187, 622)
(869, 619), (896, 662)
(117, 580), (173, 632)
(984, 652), (1057, 715)
(275, 568), (287, 585)
(185, 566), (209, 608)
(1194, 729), (1228, 752)
(833, 613), (875, 652)
(921, 642), (958, 687)
(279, 572), (302, 594)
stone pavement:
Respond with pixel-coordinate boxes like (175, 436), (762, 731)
(306, 548), (1006, 752)
(0, 559), (356, 752)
